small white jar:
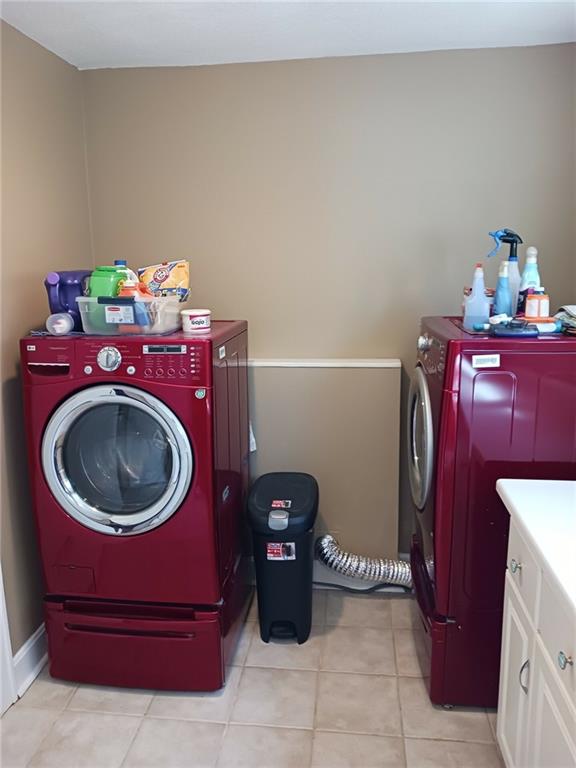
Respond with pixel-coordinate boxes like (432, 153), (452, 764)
(181, 308), (211, 333)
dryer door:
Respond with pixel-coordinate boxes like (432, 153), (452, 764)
(42, 385), (193, 535)
(407, 364), (434, 511)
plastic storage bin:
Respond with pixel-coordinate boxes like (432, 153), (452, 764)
(77, 296), (181, 335)
(248, 472), (319, 644)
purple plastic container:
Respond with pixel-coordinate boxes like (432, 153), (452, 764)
(44, 270), (92, 331)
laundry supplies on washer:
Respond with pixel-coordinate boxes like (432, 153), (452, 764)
(44, 270), (92, 331)
(138, 260), (190, 301)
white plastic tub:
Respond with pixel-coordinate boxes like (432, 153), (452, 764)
(77, 296), (182, 335)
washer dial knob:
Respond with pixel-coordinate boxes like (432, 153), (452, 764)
(97, 346), (122, 372)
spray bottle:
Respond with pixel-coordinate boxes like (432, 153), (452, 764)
(463, 263), (491, 330)
(487, 228), (523, 315)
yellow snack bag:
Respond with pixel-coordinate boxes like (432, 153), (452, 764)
(138, 260), (190, 301)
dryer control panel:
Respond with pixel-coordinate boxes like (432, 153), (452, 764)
(417, 329), (447, 379)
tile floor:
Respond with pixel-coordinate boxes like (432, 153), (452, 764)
(1, 592), (503, 768)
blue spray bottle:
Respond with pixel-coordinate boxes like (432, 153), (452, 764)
(487, 228), (523, 315)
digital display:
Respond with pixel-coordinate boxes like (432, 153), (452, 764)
(142, 345), (187, 354)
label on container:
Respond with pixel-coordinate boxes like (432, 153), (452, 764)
(472, 354), (500, 369)
(525, 294), (550, 319)
(105, 305), (134, 324)
(267, 542), (296, 561)
(271, 500), (292, 509)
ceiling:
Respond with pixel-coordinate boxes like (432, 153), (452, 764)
(1, 1), (575, 70)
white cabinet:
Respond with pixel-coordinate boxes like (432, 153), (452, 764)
(497, 518), (576, 768)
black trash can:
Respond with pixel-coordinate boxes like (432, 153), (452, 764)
(248, 472), (319, 644)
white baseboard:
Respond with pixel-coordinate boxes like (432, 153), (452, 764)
(13, 624), (47, 698)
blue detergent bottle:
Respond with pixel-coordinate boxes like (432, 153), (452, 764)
(494, 260), (512, 316)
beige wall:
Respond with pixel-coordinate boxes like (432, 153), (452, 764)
(250, 363), (400, 559)
(1, 22), (92, 652)
(82, 44), (576, 551)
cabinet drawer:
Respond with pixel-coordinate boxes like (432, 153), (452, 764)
(538, 573), (576, 704)
(507, 520), (541, 624)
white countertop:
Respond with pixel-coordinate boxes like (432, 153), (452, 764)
(496, 479), (576, 611)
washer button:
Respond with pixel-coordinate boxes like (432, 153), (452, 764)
(127, 365), (136, 375)
(167, 368), (175, 377)
(84, 365), (93, 375)
(179, 368), (187, 376)
(144, 368), (153, 376)
(156, 368), (164, 376)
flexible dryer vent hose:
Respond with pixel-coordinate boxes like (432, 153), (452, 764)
(315, 534), (413, 588)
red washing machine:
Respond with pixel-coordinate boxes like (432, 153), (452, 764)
(20, 322), (251, 691)
(408, 317), (576, 707)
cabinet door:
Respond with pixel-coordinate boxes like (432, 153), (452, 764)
(497, 574), (533, 768)
(526, 638), (576, 768)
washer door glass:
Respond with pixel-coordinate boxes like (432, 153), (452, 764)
(42, 385), (193, 535)
(407, 364), (434, 510)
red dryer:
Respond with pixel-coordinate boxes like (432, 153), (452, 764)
(21, 322), (252, 691)
(408, 317), (576, 707)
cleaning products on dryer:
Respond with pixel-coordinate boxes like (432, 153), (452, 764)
(508, 260), (521, 317)
(518, 246), (541, 313)
(525, 289), (550, 320)
(463, 263), (490, 330)
(487, 229), (523, 315)
(493, 261), (512, 317)
(534, 319), (561, 333)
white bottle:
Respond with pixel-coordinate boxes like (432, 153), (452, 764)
(463, 263), (490, 330)
(518, 246), (541, 313)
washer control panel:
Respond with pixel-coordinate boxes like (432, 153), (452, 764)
(141, 343), (200, 380)
(79, 340), (206, 383)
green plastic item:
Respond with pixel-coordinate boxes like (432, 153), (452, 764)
(87, 266), (125, 298)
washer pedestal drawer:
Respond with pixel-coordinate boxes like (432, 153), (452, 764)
(44, 599), (225, 691)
